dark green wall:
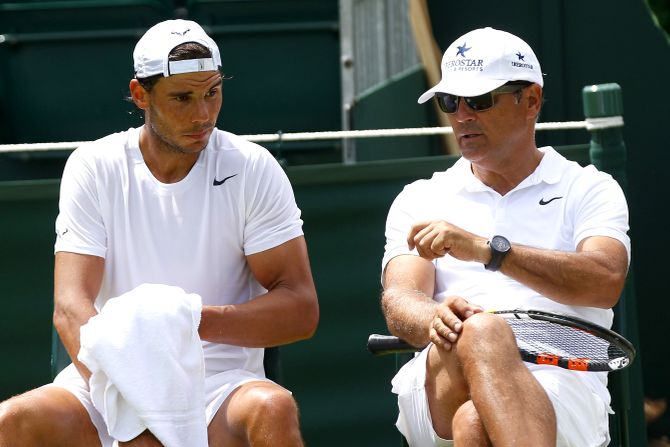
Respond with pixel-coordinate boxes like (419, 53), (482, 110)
(0, 182), (59, 396)
(0, 0), (340, 177)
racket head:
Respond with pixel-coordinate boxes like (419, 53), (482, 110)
(491, 309), (635, 372)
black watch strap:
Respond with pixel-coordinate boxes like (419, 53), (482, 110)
(485, 235), (511, 271)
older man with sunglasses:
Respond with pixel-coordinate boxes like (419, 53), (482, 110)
(380, 27), (630, 446)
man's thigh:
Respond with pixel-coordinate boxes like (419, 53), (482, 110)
(207, 380), (299, 447)
(0, 385), (101, 447)
(393, 346), (464, 447)
(532, 367), (611, 447)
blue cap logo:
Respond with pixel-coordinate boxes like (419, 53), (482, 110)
(456, 42), (471, 57)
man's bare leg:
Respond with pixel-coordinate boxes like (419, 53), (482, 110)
(427, 312), (556, 446)
(0, 386), (101, 447)
(451, 400), (491, 447)
(208, 381), (304, 447)
(425, 340), (471, 440)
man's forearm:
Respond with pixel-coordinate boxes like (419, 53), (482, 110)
(381, 287), (437, 348)
(198, 286), (318, 347)
(500, 240), (628, 308)
(53, 251), (105, 382)
(53, 299), (97, 382)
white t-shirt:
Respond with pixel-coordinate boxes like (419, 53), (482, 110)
(55, 126), (304, 376)
(382, 146), (631, 401)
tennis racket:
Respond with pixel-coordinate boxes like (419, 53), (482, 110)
(367, 309), (635, 372)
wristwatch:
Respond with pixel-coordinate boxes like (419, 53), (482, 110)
(485, 235), (511, 271)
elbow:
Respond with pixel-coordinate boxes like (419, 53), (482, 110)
(296, 290), (319, 340)
(593, 270), (628, 309)
(53, 303), (68, 335)
(301, 304), (319, 340)
(584, 244), (630, 309)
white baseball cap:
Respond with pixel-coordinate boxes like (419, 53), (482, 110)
(133, 19), (222, 79)
(418, 27), (543, 103)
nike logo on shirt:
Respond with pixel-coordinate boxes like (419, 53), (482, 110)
(213, 174), (238, 186)
(539, 196), (563, 205)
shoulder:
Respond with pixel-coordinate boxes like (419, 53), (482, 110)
(64, 128), (139, 174)
(541, 146), (618, 187)
(206, 129), (283, 174)
(207, 129), (273, 160)
(540, 148), (627, 217)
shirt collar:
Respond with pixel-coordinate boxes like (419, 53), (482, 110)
(455, 146), (563, 194)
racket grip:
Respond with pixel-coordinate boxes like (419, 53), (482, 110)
(367, 334), (419, 355)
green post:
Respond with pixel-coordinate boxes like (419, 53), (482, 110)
(582, 83), (646, 447)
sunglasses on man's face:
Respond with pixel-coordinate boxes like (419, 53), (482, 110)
(435, 84), (528, 114)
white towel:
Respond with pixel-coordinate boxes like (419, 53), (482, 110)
(78, 283), (208, 447)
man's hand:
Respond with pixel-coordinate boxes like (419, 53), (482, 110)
(429, 296), (484, 350)
(408, 220), (490, 263)
(119, 430), (163, 446)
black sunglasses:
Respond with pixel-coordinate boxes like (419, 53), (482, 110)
(435, 83), (531, 114)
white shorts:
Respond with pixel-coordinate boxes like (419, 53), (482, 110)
(391, 346), (612, 447)
(48, 363), (274, 447)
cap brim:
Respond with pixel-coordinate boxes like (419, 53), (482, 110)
(417, 78), (508, 103)
(417, 86), (440, 104)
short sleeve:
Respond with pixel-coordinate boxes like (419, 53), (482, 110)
(381, 184), (421, 275)
(242, 150), (303, 255)
(54, 147), (107, 257)
(573, 167), (631, 261)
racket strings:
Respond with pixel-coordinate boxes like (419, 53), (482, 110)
(506, 319), (625, 360)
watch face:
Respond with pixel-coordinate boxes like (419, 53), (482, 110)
(491, 235), (510, 252)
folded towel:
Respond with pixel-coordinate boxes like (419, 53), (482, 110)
(78, 283), (208, 447)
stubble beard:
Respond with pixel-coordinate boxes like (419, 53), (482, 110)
(147, 119), (208, 155)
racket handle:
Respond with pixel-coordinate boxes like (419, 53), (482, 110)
(367, 334), (420, 355)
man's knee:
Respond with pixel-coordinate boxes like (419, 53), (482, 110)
(0, 392), (47, 444)
(0, 387), (100, 447)
(0, 393), (37, 440)
(457, 313), (516, 356)
(245, 386), (299, 424)
(216, 383), (300, 433)
(211, 382), (302, 447)
(452, 400), (489, 445)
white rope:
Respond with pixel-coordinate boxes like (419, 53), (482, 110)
(0, 116), (623, 154)
(584, 116), (624, 131)
(0, 141), (90, 153)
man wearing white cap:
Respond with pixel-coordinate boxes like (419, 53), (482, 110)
(0, 19), (318, 447)
(381, 27), (630, 446)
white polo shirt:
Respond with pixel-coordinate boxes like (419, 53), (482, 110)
(382, 146), (630, 403)
(383, 146), (630, 328)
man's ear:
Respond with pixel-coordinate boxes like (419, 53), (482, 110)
(526, 83), (543, 120)
(129, 79), (149, 110)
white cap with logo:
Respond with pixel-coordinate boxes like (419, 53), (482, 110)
(133, 19), (222, 79)
(418, 27), (543, 102)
